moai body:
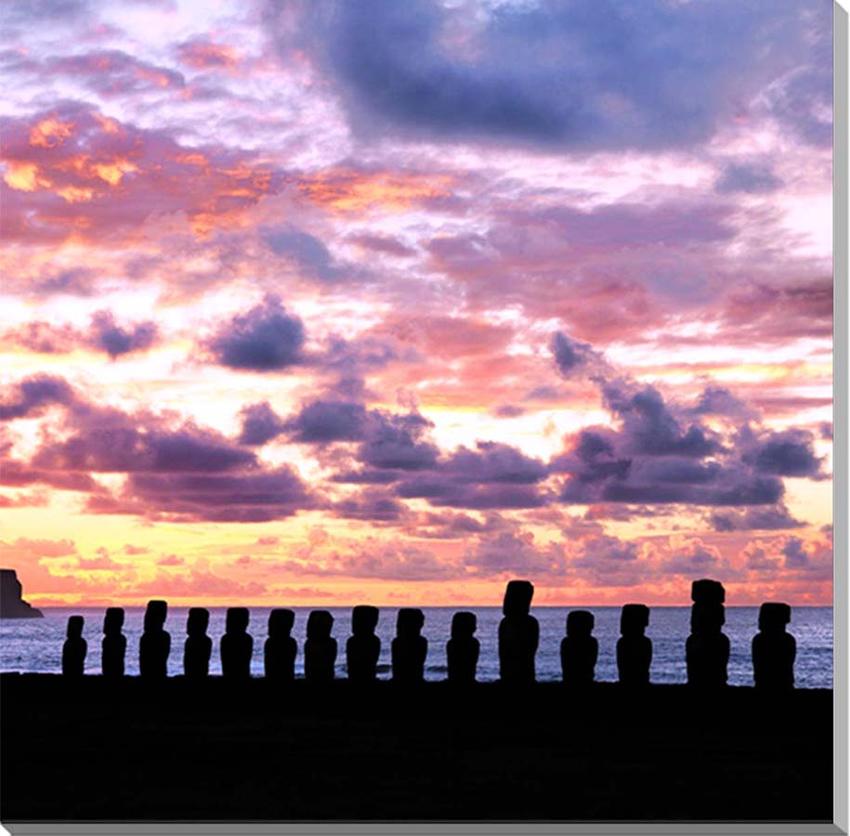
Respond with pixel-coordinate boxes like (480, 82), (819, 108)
(447, 611), (479, 684)
(561, 610), (598, 687)
(265, 608), (297, 682)
(305, 610), (337, 682)
(139, 600), (170, 680)
(183, 607), (212, 679)
(62, 615), (86, 677)
(752, 602), (795, 690)
(101, 607), (126, 678)
(617, 604), (651, 686)
(686, 580), (729, 688)
(221, 607), (253, 680)
(346, 605), (380, 683)
(391, 608), (427, 683)
(498, 580), (539, 685)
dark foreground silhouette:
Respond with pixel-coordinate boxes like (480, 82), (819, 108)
(0, 674), (831, 821)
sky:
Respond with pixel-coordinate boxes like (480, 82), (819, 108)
(0, 0), (834, 608)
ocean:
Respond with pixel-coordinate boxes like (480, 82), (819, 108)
(0, 606), (833, 688)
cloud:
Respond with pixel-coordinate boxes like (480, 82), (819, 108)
(288, 0), (828, 151)
(88, 310), (158, 358)
(176, 37), (239, 71)
(740, 427), (824, 478)
(715, 161), (782, 194)
(262, 225), (344, 282)
(43, 50), (185, 96)
(286, 400), (370, 443)
(466, 530), (566, 577)
(0, 374), (76, 420)
(237, 401), (287, 445)
(710, 504), (805, 532)
(204, 295), (306, 371)
(551, 332), (598, 379)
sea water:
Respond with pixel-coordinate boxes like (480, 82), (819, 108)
(0, 606), (833, 688)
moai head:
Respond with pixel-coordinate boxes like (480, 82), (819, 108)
(451, 611), (477, 639)
(502, 580), (534, 617)
(759, 602), (791, 633)
(268, 608), (295, 638)
(691, 579), (725, 605)
(103, 607), (124, 635)
(620, 604), (649, 636)
(691, 602), (725, 633)
(226, 607), (250, 634)
(144, 599), (168, 631)
(396, 608), (425, 638)
(351, 605), (379, 635)
(307, 609), (334, 640)
(566, 610), (595, 638)
(67, 615), (84, 639)
(186, 607), (210, 637)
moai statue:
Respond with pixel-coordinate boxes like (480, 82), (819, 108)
(346, 605), (380, 683)
(561, 610), (598, 687)
(447, 611), (480, 684)
(101, 607), (126, 678)
(139, 600), (170, 680)
(391, 608), (427, 683)
(265, 608), (297, 682)
(686, 579), (729, 688)
(752, 602), (795, 691)
(183, 607), (212, 679)
(617, 604), (651, 687)
(221, 607), (253, 680)
(498, 580), (539, 685)
(304, 610), (337, 682)
(62, 615), (86, 677)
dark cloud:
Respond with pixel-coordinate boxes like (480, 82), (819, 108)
(289, 0), (826, 151)
(205, 295), (306, 371)
(715, 161), (782, 194)
(333, 489), (407, 522)
(0, 375), (76, 420)
(551, 331), (596, 378)
(710, 504), (805, 532)
(89, 310), (158, 358)
(358, 411), (440, 471)
(740, 427), (824, 478)
(237, 401), (287, 446)
(465, 531), (566, 577)
(286, 400), (370, 443)
(691, 386), (757, 420)
(262, 225), (343, 282)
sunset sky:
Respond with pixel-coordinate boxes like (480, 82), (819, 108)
(0, 0), (833, 607)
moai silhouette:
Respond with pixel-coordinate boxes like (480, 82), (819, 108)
(686, 579), (729, 688)
(101, 607), (126, 678)
(447, 611), (479, 684)
(221, 607), (253, 680)
(139, 600), (170, 680)
(561, 610), (598, 687)
(183, 607), (212, 679)
(498, 580), (539, 685)
(62, 615), (86, 677)
(265, 608), (297, 682)
(752, 602), (795, 690)
(346, 605), (380, 683)
(617, 604), (651, 686)
(304, 610), (337, 682)
(391, 608), (427, 683)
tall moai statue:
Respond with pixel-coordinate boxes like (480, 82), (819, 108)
(139, 600), (170, 680)
(221, 607), (253, 680)
(265, 608), (297, 682)
(304, 610), (337, 682)
(391, 608), (427, 683)
(62, 615), (86, 677)
(447, 611), (479, 684)
(686, 579), (729, 688)
(752, 602), (795, 690)
(101, 607), (126, 678)
(183, 607), (212, 679)
(561, 610), (598, 687)
(617, 604), (651, 686)
(498, 580), (539, 685)
(346, 605), (380, 683)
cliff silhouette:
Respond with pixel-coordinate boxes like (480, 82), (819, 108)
(0, 569), (42, 619)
